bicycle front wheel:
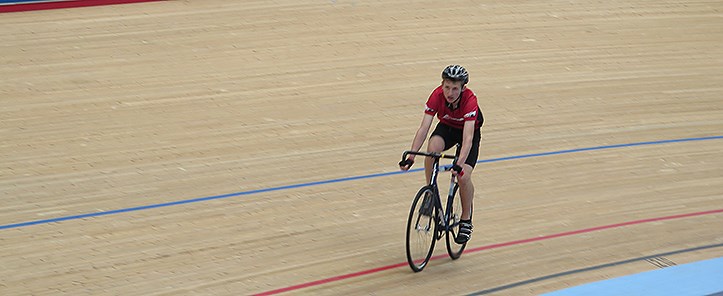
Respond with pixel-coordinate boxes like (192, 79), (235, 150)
(445, 183), (467, 259)
(405, 186), (438, 272)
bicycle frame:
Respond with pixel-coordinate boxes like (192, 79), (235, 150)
(402, 145), (461, 236)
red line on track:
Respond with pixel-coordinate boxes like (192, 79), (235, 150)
(254, 208), (723, 295)
(0, 0), (163, 13)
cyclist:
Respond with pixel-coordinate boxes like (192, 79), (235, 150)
(399, 64), (484, 244)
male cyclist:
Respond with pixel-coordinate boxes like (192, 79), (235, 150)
(399, 65), (484, 244)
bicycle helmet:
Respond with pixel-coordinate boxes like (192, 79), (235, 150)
(441, 64), (469, 85)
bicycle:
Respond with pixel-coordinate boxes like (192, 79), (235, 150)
(401, 145), (468, 272)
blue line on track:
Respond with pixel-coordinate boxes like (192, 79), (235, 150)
(1, 135), (721, 230)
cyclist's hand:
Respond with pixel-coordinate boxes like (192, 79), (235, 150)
(451, 164), (465, 177)
(399, 158), (414, 171)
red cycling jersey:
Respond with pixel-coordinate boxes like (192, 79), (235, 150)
(424, 85), (483, 129)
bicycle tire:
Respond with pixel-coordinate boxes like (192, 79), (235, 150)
(405, 186), (438, 272)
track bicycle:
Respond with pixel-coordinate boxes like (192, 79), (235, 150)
(401, 145), (468, 272)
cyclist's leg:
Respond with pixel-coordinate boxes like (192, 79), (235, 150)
(453, 128), (480, 220)
(455, 129), (481, 243)
(457, 164), (475, 220)
(457, 129), (481, 220)
(426, 123), (454, 184)
(418, 135), (444, 217)
(455, 167), (475, 244)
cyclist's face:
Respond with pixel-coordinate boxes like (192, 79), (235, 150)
(442, 79), (464, 103)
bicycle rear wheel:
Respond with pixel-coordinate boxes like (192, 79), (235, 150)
(405, 186), (438, 272)
(445, 183), (467, 259)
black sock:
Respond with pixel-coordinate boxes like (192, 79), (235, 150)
(460, 219), (471, 224)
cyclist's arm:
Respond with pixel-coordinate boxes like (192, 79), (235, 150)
(456, 120), (476, 166)
(408, 114), (435, 160)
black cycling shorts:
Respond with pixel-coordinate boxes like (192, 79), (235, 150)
(430, 122), (481, 168)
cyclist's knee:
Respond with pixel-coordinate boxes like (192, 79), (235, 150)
(458, 165), (474, 183)
(427, 136), (445, 152)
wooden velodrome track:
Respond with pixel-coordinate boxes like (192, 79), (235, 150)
(1, 0), (722, 295)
